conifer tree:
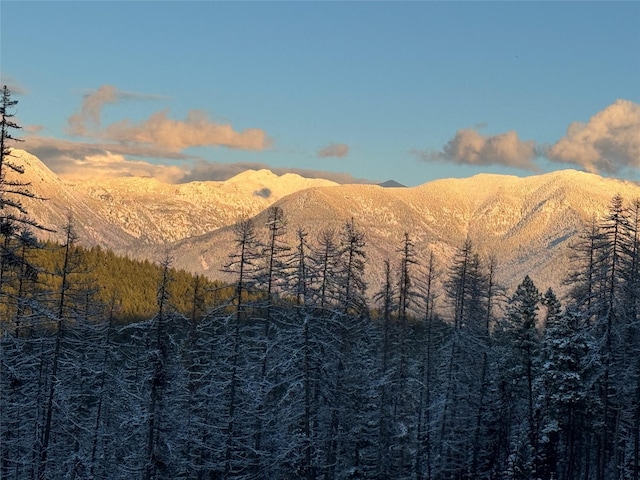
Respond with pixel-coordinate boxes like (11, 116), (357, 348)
(437, 239), (490, 477)
(497, 275), (542, 479)
(0, 86), (47, 330)
(537, 293), (598, 480)
(392, 233), (418, 478)
(414, 249), (440, 480)
(373, 259), (396, 478)
(252, 206), (290, 471)
(0, 85), (34, 225)
(36, 220), (103, 479)
(220, 217), (262, 477)
(309, 227), (340, 309)
(324, 218), (371, 479)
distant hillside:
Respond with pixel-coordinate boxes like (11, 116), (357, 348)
(30, 243), (230, 322)
(164, 170), (640, 296)
(8, 148), (640, 296)
(7, 149), (338, 250)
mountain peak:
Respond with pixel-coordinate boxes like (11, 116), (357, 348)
(227, 169), (279, 184)
(6, 148), (63, 185)
(378, 179), (406, 188)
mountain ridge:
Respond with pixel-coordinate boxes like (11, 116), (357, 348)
(6, 148), (640, 295)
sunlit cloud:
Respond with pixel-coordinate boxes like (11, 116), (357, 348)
(67, 85), (170, 136)
(66, 84), (270, 152)
(55, 152), (186, 184)
(22, 135), (190, 182)
(103, 110), (270, 151)
(17, 83), (277, 183)
(67, 85), (119, 135)
(545, 99), (640, 174)
(317, 143), (349, 158)
(23, 135), (190, 163)
(413, 129), (538, 171)
(22, 135), (367, 185)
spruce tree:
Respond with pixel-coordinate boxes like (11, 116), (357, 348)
(498, 275), (542, 479)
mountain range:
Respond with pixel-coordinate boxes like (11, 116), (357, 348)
(7, 148), (640, 297)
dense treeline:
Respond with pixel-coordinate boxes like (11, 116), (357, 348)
(1, 87), (640, 479)
(21, 241), (230, 323)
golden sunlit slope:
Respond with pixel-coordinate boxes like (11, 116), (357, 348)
(167, 169), (640, 296)
(3, 149), (141, 249)
(69, 168), (338, 243)
(5, 149), (337, 249)
(7, 149), (640, 296)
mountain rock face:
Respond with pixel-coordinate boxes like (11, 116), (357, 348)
(7, 149), (640, 295)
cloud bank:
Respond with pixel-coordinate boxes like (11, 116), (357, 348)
(415, 100), (639, 176)
(104, 110), (269, 151)
(414, 129), (538, 171)
(55, 152), (186, 184)
(317, 143), (349, 158)
(66, 85), (270, 152)
(22, 136), (189, 184)
(19, 84), (286, 183)
(22, 136), (366, 185)
(545, 99), (640, 174)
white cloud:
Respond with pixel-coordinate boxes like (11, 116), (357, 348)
(104, 110), (270, 151)
(67, 85), (119, 135)
(414, 129), (538, 170)
(66, 84), (271, 151)
(58, 152), (186, 184)
(545, 99), (640, 173)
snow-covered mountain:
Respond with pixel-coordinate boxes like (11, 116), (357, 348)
(163, 169), (640, 295)
(7, 149), (640, 294)
(6, 149), (337, 253)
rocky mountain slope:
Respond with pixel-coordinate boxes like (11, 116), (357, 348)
(164, 170), (640, 296)
(6, 149), (337, 253)
(6, 149), (640, 296)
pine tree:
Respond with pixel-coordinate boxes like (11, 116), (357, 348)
(391, 233), (418, 478)
(537, 292), (599, 480)
(223, 217), (260, 324)
(497, 275), (542, 479)
(0, 85), (35, 226)
(143, 254), (173, 480)
(35, 220), (109, 479)
(252, 206), (291, 472)
(594, 194), (632, 480)
(373, 259), (396, 479)
(0, 86), (47, 332)
(309, 227), (341, 310)
(324, 218), (370, 479)
(437, 239), (490, 477)
(220, 217), (262, 477)
(414, 249), (441, 480)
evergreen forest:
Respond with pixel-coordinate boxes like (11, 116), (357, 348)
(2, 87), (640, 480)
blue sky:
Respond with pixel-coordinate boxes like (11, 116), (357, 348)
(1, 1), (639, 186)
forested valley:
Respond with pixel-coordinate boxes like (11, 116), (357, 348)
(2, 87), (640, 480)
